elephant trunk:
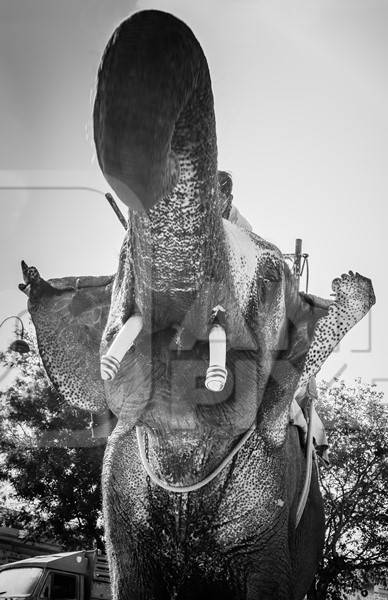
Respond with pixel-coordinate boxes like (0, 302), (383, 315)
(93, 9), (217, 212)
(94, 10), (227, 326)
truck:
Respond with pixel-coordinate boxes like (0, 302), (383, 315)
(0, 550), (111, 600)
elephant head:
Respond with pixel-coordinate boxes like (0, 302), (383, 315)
(20, 10), (375, 600)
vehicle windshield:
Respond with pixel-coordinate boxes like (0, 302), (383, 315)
(0, 567), (43, 597)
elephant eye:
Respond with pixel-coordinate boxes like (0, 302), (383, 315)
(260, 273), (282, 285)
(260, 259), (283, 283)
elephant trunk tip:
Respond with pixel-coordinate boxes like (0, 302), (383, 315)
(93, 9), (209, 212)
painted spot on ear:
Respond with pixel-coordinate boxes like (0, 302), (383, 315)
(275, 499), (285, 508)
(297, 271), (375, 392)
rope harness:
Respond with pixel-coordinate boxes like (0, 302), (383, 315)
(295, 381), (318, 528)
(136, 380), (318, 529)
(136, 422), (256, 494)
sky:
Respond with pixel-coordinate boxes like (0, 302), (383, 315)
(0, 0), (387, 397)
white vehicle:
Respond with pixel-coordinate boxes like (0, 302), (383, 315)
(0, 550), (110, 600)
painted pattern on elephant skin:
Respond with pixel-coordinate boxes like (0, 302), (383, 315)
(296, 271), (376, 396)
(19, 261), (113, 413)
(20, 9), (376, 600)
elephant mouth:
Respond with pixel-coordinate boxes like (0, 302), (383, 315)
(104, 326), (265, 433)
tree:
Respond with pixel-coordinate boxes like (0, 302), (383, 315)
(0, 337), (106, 550)
(308, 379), (388, 600)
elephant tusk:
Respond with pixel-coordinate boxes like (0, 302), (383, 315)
(205, 323), (227, 392)
(100, 314), (143, 381)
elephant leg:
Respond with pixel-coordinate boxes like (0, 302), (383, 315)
(243, 529), (294, 600)
(246, 563), (293, 600)
(103, 517), (165, 600)
(102, 424), (169, 600)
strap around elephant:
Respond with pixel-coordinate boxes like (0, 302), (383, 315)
(136, 423), (256, 494)
(295, 378), (317, 528)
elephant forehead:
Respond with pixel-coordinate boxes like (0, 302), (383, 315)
(223, 219), (284, 312)
(223, 219), (257, 311)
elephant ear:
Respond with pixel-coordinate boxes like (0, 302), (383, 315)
(284, 288), (332, 365)
(20, 261), (113, 413)
(295, 271), (375, 398)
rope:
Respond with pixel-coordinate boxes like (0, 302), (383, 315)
(304, 256), (310, 293)
(136, 384), (317, 522)
(295, 385), (316, 528)
(136, 423), (256, 494)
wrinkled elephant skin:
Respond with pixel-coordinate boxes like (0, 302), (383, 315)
(21, 10), (376, 600)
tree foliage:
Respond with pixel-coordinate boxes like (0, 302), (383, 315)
(308, 380), (388, 600)
(0, 338), (105, 550)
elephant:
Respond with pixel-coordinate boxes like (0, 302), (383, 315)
(19, 10), (375, 600)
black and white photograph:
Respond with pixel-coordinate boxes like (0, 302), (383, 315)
(0, 1), (387, 598)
